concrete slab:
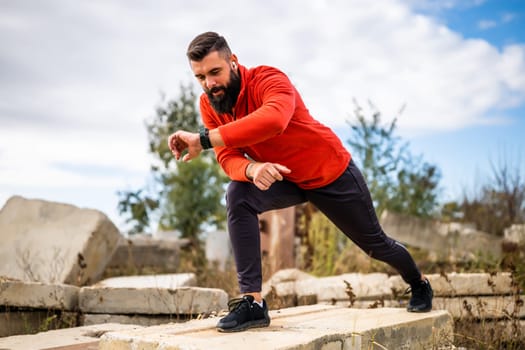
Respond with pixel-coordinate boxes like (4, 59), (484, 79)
(263, 269), (315, 290)
(0, 196), (121, 286)
(389, 272), (515, 296)
(315, 295), (525, 320)
(323, 300), (402, 309)
(0, 323), (142, 350)
(79, 286), (228, 315)
(82, 313), (189, 327)
(98, 305), (454, 350)
(94, 273), (196, 289)
(296, 273), (392, 301)
(104, 235), (190, 275)
(265, 273), (393, 308)
(269, 271), (516, 306)
(0, 280), (79, 310)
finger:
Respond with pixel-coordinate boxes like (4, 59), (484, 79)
(168, 134), (176, 151)
(275, 164), (292, 174)
(262, 170), (278, 183)
(256, 181), (269, 191)
(257, 176), (272, 189)
(271, 168), (283, 181)
(258, 177), (270, 188)
(168, 139), (181, 160)
(182, 153), (192, 162)
(173, 145), (182, 160)
(256, 183), (268, 191)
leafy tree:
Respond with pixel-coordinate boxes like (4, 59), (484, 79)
(346, 100), (441, 217)
(117, 189), (158, 235)
(118, 83), (229, 244)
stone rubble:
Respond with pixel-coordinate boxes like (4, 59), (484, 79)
(0, 195), (121, 286)
(0, 279), (79, 310)
(263, 269), (523, 320)
(79, 285), (228, 315)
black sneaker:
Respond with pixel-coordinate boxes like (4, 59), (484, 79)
(216, 295), (271, 332)
(406, 278), (433, 312)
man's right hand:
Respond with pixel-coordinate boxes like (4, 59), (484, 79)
(247, 162), (291, 191)
(168, 130), (202, 162)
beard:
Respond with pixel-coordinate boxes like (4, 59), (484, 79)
(206, 68), (241, 115)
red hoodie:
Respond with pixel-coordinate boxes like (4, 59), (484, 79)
(200, 64), (351, 190)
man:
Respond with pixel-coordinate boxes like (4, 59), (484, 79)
(169, 31), (433, 333)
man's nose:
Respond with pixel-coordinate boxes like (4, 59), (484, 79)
(206, 77), (217, 89)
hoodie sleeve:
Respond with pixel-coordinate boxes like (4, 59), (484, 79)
(218, 67), (296, 148)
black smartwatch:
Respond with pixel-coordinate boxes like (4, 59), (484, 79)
(199, 127), (213, 149)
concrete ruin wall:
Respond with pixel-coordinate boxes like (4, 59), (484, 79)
(2, 269), (521, 337)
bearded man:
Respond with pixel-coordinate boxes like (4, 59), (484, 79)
(169, 31), (433, 333)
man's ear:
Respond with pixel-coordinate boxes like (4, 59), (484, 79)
(230, 54), (239, 69)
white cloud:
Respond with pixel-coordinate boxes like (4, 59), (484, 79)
(1, 0), (524, 222)
(501, 12), (517, 24)
(478, 19), (497, 30)
(0, 127), (150, 187)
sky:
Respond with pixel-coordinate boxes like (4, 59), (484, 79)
(1, 0), (524, 232)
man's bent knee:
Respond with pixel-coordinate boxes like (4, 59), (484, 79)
(226, 181), (257, 214)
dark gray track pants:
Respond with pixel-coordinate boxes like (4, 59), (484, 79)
(226, 159), (422, 293)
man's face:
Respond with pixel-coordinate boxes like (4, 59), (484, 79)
(191, 51), (241, 114)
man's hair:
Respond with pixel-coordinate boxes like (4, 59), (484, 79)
(186, 32), (232, 61)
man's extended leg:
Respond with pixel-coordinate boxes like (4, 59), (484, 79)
(217, 180), (306, 332)
(306, 160), (433, 312)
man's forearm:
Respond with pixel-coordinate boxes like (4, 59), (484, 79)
(208, 128), (225, 148)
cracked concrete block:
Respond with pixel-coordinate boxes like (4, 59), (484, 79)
(79, 286), (228, 315)
(82, 313), (189, 327)
(0, 196), (121, 286)
(0, 279), (79, 310)
(388, 272), (516, 297)
(98, 306), (454, 350)
(262, 268), (315, 297)
(297, 273), (392, 301)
